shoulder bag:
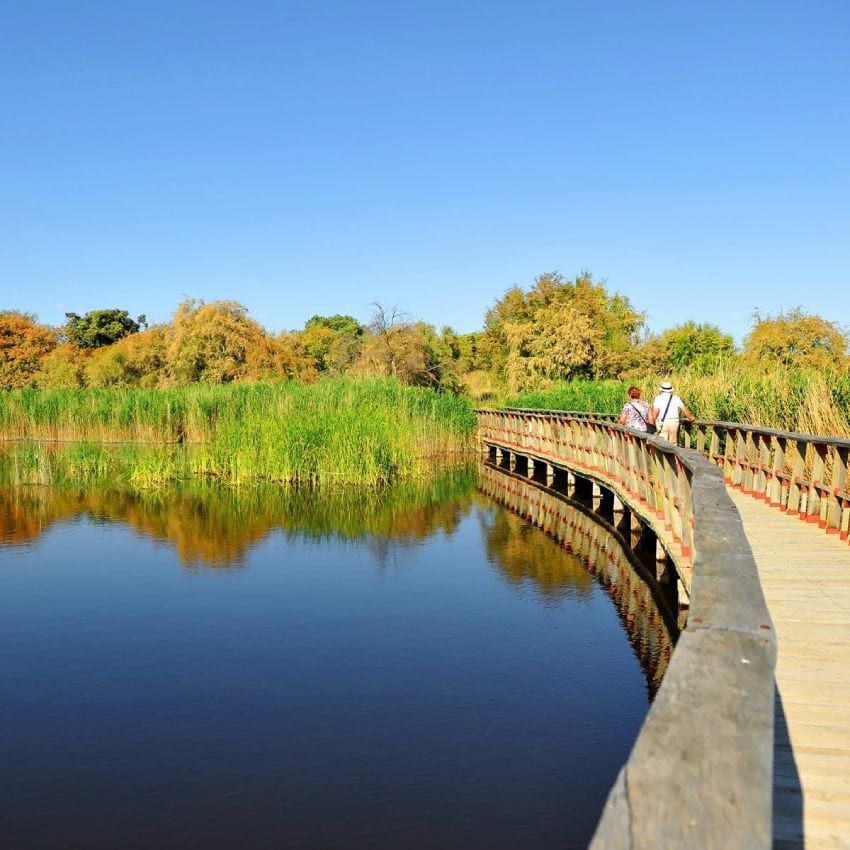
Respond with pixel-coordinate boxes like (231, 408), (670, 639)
(656, 394), (675, 431)
(630, 403), (656, 434)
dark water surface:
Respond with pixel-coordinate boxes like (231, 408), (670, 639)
(0, 470), (670, 850)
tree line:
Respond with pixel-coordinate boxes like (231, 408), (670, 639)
(1, 272), (848, 393)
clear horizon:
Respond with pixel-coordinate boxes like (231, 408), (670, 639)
(2, 1), (848, 341)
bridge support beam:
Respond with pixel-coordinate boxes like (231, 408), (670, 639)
(532, 460), (549, 484)
(597, 486), (615, 520)
(572, 473), (593, 502)
(551, 466), (569, 491)
(616, 505), (633, 537)
(633, 519), (657, 566)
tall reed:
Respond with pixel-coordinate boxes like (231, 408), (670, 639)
(506, 367), (850, 437)
(0, 378), (477, 485)
(507, 380), (628, 415)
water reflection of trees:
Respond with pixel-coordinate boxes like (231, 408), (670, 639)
(479, 506), (594, 601)
(0, 468), (479, 568)
(479, 465), (677, 698)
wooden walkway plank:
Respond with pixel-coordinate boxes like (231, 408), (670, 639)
(728, 490), (850, 850)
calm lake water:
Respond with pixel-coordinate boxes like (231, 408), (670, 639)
(0, 468), (672, 850)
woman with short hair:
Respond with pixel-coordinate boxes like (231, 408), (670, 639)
(619, 386), (651, 432)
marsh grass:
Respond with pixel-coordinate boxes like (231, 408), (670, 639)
(508, 380), (626, 415)
(0, 378), (477, 485)
(507, 368), (850, 437)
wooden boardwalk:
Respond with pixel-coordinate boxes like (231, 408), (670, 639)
(729, 490), (850, 850)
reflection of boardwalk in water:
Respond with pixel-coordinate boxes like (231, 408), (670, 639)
(480, 464), (677, 699)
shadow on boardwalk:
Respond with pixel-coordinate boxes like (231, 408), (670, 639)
(774, 687), (803, 849)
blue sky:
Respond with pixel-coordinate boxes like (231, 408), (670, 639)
(1, 0), (848, 341)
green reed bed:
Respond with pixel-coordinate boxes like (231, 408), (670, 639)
(0, 441), (194, 488)
(507, 380), (627, 416)
(0, 378), (477, 485)
(0, 386), (187, 443)
(505, 368), (850, 437)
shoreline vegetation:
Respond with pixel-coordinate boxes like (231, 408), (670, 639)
(0, 378), (477, 486)
(3, 275), (850, 488)
(507, 367), (850, 438)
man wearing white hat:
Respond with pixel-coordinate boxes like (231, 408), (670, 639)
(649, 381), (695, 443)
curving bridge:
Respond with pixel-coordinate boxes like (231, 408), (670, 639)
(477, 409), (850, 850)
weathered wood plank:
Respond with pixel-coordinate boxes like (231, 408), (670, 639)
(729, 490), (850, 849)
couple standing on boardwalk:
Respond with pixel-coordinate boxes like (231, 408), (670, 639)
(618, 381), (695, 443)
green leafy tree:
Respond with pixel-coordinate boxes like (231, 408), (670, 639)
(639, 322), (736, 374)
(301, 314), (364, 374)
(65, 309), (146, 349)
(455, 332), (480, 373)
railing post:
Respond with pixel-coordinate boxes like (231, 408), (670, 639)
(692, 423), (704, 455)
(827, 446), (847, 536)
(806, 443), (829, 528)
(770, 437), (786, 508)
(722, 427), (736, 484)
(754, 433), (769, 499)
(786, 439), (806, 516)
(707, 426), (720, 466)
(742, 430), (756, 494)
(807, 443), (827, 526)
(650, 446), (664, 519)
(679, 464), (694, 561)
(659, 452), (677, 537)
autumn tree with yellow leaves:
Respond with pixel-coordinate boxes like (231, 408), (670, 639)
(481, 272), (644, 392)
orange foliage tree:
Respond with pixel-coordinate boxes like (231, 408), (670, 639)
(0, 311), (57, 389)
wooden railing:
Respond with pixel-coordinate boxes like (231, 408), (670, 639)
(478, 408), (777, 850)
(683, 420), (850, 542)
(483, 409), (697, 572)
(502, 408), (850, 545)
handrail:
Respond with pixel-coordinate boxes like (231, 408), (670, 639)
(476, 408), (777, 849)
(501, 408), (850, 543)
(685, 421), (850, 540)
